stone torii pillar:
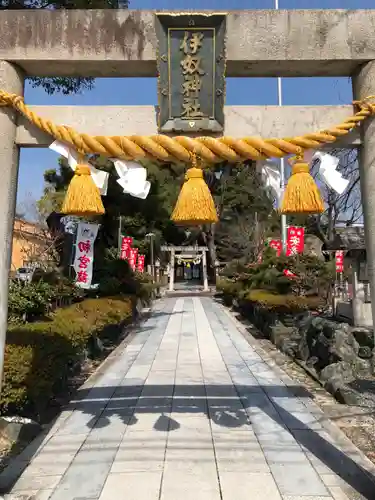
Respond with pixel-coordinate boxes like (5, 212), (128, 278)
(0, 61), (24, 392)
(353, 61), (375, 327)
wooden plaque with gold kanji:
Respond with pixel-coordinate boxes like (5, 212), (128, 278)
(155, 13), (226, 134)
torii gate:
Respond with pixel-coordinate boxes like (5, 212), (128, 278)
(161, 245), (209, 293)
(0, 9), (375, 393)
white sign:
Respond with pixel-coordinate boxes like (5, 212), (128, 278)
(73, 222), (99, 289)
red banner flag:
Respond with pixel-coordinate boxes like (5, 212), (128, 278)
(137, 254), (145, 273)
(120, 236), (133, 260)
(283, 269), (297, 278)
(335, 250), (344, 273)
(286, 227), (305, 256)
(269, 239), (282, 256)
(128, 248), (138, 271)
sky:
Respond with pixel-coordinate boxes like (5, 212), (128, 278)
(16, 0), (375, 214)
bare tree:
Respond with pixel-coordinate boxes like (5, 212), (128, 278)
(216, 212), (266, 263)
(309, 148), (361, 244)
(15, 194), (60, 267)
(211, 164), (274, 264)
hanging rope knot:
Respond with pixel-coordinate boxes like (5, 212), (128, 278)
(0, 92), (23, 107)
(186, 167), (203, 180)
(359, 102), (373, 114)
(75, 165), (91, 176)
(291, 162), (309, 175)
(354, 96), (375, 115)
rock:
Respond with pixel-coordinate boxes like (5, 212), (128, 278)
(324, 377), (347, 402)
(311, 316), (326, 332)
(136, 299), (143, 314)
(326, 377), (375, 407)
(332, 328), (359, 363)
(321, 320), (339, 339)
(297, 316), (323, 362)
(334, 383), (369, 406)
(346, 378), (375, 408)
(238, 302), (375, 408)
(305, 355), (319, 369)
(298, 334), (310, 362)
(320, 361), (355, 385)
(287, 329), (302, 357)
(296, 312), (313, 333)
(352, 327), (375, 349)
(321, 361), (368, 405)
(280, 336), (300, 357)
(353, 357), (373, 378)
(303, 234), (324, 259)
(87, 334), (105, 358)
(358, 346), (373, 359)
(270, 325), (294, 348)
(0, 416), (41, 444)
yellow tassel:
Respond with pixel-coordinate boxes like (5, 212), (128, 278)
(281, 160), (324, 215)
(171, 167), (218, 226)
(62, 164), (105, 216)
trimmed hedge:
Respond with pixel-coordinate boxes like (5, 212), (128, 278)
(236, 290), (325, 334)
(247, 290), (324, 312)
(216, 278), (243, 306)
(217, 249), (334, 306)
(8, 278), (83, 323)
(1, 296), (133, 419)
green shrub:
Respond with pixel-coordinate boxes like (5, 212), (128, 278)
(134, 271), (157, 303)
(95, 248), (156, 302)
(8, 281), (55, 321)
(247, 289), (324, 313)
(216, 278), (243, 305)
(1, 296), (133, 419)
(8, 275), (84, 323)
(219, 247), (334, 306)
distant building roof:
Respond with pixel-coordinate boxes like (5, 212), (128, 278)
(325, 226), (365, 251)
(13, 218), (45, 240)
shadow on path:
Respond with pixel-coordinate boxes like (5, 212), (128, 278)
(57, 383), (375, 499)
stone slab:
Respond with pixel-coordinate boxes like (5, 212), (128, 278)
(0, 10), (374, 77)
(48, 463), (113, 500)
(4, 489), (55, 499)
(99, 471), (162, 500)
(11, 472), (62, 492)
(219, 472), (282, 500)
(283, 497), (332, 500)
(160, 466), (221, 500)
(269, 464), (329, 497)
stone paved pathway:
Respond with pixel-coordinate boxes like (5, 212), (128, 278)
(1, 297), (375, 499)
